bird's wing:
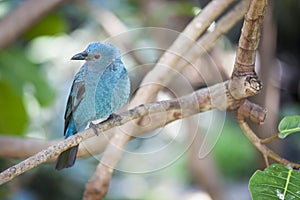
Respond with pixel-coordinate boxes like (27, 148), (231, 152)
(64, 71), (86, 134)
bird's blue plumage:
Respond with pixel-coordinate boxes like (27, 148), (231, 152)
(55, 42), (130, 170)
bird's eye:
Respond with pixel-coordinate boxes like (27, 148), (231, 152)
(94, 54), (101, 59)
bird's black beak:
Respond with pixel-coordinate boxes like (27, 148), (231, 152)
(71, 51), (88, 60)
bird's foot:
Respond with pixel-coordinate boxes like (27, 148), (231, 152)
(89, 122), (99, 136)
(107, 113), (121, 121)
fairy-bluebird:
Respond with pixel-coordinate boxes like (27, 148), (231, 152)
(55, 42), (130, 170)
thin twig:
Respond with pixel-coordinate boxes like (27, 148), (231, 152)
(263, 153), (270, 167)
(260, 133), (279, 144)
(238, 120), (300, 168)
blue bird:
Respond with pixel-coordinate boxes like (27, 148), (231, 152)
(55, 42), (130, 170)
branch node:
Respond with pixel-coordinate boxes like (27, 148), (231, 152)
(236, 100), (266, 124)
(228, 74), (262, 100)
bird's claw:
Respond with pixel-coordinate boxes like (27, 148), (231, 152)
(89, 122), (99, 136)
(107, 113), (120, 121)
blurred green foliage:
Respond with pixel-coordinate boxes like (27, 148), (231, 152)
(0, 48), (55, 135)
(148, 2), (197, 23)
(213, 116), (257, 179)
(24, 12), (68, 39)
(0, 48), (54, 106)
(0, 4), (71, 136)
(0, 81), (27, 135)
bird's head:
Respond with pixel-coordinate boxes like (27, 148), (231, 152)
(71, 42), (121, 64)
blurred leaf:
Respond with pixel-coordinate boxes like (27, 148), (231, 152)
(0, 48), (54, 106)
(0, 81), (27, 135)
(148, 1), (195, 25)
(278, 116), (300, 139)
(174, 2), (198, 16)
(24, 12), (68, 39)
(213, 117), (256, 179)
(249, 164), (300, 200)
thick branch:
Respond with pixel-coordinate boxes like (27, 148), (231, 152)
(0, 0), (68, 49)
(84, 132), (131, 199)
(232, 0), (267, 76)
(236, 99), (266, 124)
(0, 78), (262, 185)
(175, 0), (251, 73)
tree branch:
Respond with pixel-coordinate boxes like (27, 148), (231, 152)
(83, 79), (264, 199)
(83, 0), (254, 198)
(232, 0), (267, 76)
(238, 120), (300, 168)
(131, 0), (236, 105)
(84, 131), (131, 199)
(2, 2), (290, 200)
(0, 77), (263, 185)
(236, 99), (266, 124)
(175, 0), (251, 74)
(229, 0), (300, 169)
(0, 136), (57, 159)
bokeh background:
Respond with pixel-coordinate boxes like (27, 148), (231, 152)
(0, 0), (299, 200)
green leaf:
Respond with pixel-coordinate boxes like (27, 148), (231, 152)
(278, 116), (300, 139)
(0, 81), (27, 135)
(249, 164), (300, 200)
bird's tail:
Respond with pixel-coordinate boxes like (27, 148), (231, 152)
(55, 145), (79, 170)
